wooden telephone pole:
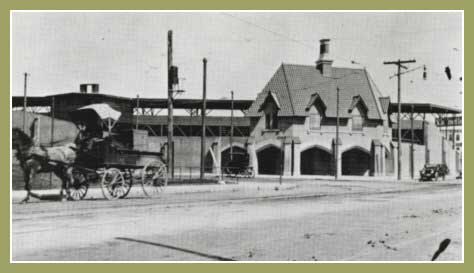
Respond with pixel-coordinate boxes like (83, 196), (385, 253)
(200, 58), (207, 181)
(23, 72), (29, 132)
(383, 59), (416, 180)
(167, 30), (174, 179)
(230, 90), (234, 161)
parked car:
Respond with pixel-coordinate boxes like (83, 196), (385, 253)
(419, 164), (449, 181)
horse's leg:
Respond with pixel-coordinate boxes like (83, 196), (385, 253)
(53, 168), (66, 201)
(20, 169), (31, 204)
(21, 164), (40, 203)
(65, 167), (74, 201)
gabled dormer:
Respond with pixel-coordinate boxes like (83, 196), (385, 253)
(305, 93), (326, 130)
(349, 95), (368, 131)
(258, 91), (281, 130)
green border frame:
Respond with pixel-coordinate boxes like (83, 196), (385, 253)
(1, 0), (469, 272)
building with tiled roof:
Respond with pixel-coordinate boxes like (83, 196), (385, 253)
(13, 39), (461, 180)
(245, 39), (404, 177)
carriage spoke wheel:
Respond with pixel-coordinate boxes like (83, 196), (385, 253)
(141, 160), (167, 197)
(69, 169), (89, 201)
(101, 168), (131, 200)
(245, 167), (255, 178)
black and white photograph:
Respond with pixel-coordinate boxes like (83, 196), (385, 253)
(10, 11), (463, 262)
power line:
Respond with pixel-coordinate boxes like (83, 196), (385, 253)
(220, 13), (313, 50)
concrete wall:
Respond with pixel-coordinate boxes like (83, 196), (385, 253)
(11, 111), (78, 145)
(395, 122), (459, 179)
(133, 132), (249, 173)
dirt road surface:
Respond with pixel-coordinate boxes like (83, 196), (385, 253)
(11, 179), (462, 262)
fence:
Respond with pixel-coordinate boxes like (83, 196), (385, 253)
(168, 166), (255, 184)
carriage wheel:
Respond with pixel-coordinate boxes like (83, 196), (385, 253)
(141, 160), (167, 197)
(101, 168), (131, 200)
(245, 167), (255, 178)
(69, 168), (89, 201)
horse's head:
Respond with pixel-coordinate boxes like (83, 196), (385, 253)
(12, 127), (33, 150)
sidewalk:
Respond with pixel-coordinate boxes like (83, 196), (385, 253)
(11, 180), (296, 203)
(11, 177), (461, 204)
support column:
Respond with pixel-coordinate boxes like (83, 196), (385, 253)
(393, 142), (399, 178)
(442, 137), (446, 165)
(410, 105), (415, 179)
(247, 140), (258, 175)
(283, 140), (292, 177)
(214, 138), (221, 175)
(380, 145), (385, 176)
(423, 114), (429, 164)
(333, 139), (342, 178)
(293, 139), (301, 177)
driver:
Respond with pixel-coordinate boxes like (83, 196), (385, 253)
(75, 122), (102, 152)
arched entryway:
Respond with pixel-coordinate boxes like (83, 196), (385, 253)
(257, 145), (283, 175)
(300, 146), (333, 175)
(221, 146), (250, 168)
(342, 147), (371, 176)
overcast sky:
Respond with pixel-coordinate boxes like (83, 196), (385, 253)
(11, 11), (463, 109)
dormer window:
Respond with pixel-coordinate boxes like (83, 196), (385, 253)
(349, 96), (368, 132)
(258, 91), (281, 130)
(265, 104), (279, 130)
(351, 107), (364, 131)
(308, 105), (321, 130)
(305, 93), (326, 131)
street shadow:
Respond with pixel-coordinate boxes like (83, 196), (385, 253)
(115, 237), (236, 261)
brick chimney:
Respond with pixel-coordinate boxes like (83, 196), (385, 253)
(80, 83), (99, 94)
(316, 39), (333, 77)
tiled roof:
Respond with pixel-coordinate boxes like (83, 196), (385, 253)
(247, 63), (384, 120)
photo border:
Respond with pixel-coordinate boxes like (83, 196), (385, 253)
(1, 0), (470, 272)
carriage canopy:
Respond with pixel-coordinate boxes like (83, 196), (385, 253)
(69, 103), (121, 133)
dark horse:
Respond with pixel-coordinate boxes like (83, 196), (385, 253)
(12, 124), (77, 203)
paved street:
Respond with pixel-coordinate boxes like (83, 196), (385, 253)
(11, 179), (462, 261)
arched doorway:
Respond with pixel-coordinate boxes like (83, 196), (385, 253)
(300, 146), (333, 175)
(342, 147), (371, 176)
(221, 146), (250, 169)
(257, 145), (283, 175)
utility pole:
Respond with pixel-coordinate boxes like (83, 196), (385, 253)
(452, 113), (456, 150)
(410, 103), (415, 179)
(383, 59), (416, 180)
(49, 96), (55, 188)
(135, 94), (140, 130)
(200, 58), (207, 181)
(167, 30), (174, 179)
(335, 86), (340, 180)
(230, 90), (234, 161)
(23, 72), (29, 132)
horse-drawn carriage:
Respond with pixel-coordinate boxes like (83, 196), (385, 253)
(13, 103), (168, 202)
(222, 152), (255, 178)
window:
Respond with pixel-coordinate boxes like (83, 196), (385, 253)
(308, 106), (321, 130)
(456, 134), (460, 141)
(265, 106), (278, 130)
(352, 107), (363, 131)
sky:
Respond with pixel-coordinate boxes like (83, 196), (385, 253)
(11, 11), (463, 110)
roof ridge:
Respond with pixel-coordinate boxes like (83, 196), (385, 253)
(281, 64), (296, 116)
(363, 68), (383, 119)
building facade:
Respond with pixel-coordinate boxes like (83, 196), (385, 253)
(245, 39), (460, 178)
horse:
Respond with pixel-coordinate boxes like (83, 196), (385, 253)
(12, 124), (77, 203)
